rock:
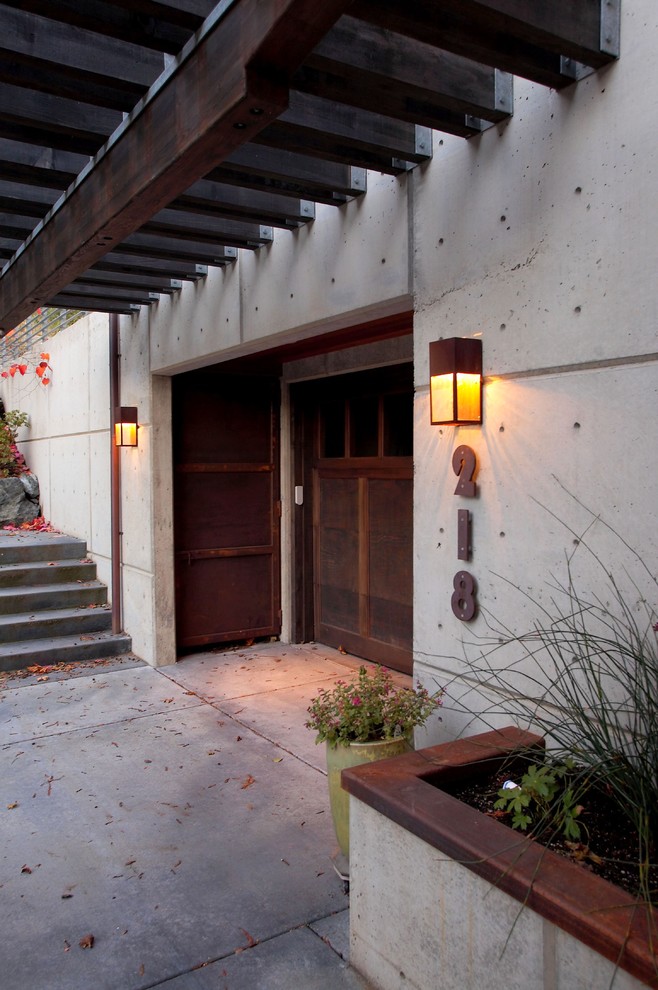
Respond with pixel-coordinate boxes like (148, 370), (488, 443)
(0, 476), (41, 525)
(19, 473), (40, 503)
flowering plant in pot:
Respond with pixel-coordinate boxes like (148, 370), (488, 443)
(306, 664), (442, 867)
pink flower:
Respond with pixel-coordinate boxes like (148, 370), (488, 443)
(351, 696), (362, 706)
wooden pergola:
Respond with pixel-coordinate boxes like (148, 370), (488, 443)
(0, 0), (619, 334)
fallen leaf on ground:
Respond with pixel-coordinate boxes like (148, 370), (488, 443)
(21, 865), (32, 874)
(241, 775), (256, 789)
(79, 934), (94, 949)
(564, 841), (604, 866)
(43, 774), (59, 796)
(7, 801), (18, 809)
(63, 941), (71, 953)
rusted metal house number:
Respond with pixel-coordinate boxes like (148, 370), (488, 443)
(451, 445), (477, 621)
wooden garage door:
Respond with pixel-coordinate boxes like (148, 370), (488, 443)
(173, 372), (281, 649)
(295, 365), (413, 674)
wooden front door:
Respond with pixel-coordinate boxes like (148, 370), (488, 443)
(293, 366), (413, 674)
(173, 372), (281, 649)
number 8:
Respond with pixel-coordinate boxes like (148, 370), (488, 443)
(451, 571), (477, 621)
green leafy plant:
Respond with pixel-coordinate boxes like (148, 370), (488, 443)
(0, 409), (29, 477)
(306, 664), (442, 747)
(494, 760), (583, 840)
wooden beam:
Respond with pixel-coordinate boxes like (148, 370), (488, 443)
(0, 214), (35, 241)
(115, 233), (241, 264)
(72, 269), (182, 294)
(211, 145), (367, 204)
(56, 282), (162, 306)
(0, 0), (355, 332)
(92, 253), (209, 280)
(48, 292), (139, 315)
(142, 211), (274, 248)
(106, 0), (216, 24)
(256, 91), (432, 173)
(296, 16), (512, 131)
(0, 7), (165, 111)
(0, 139), (86, 190)
(0, 182), (58, 219)
(351, 0), (619, 88)
(173, 178), (314, 227)
(0, 0), (208, 54)
(0, 82), (121, 156)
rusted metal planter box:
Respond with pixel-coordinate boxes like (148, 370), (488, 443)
(343, 727), (657, 990)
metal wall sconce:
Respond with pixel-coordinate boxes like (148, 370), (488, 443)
(114, 406), (139, 447)
(429, 337), (483, 425)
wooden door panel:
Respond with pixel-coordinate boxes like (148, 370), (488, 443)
(173, 372), (280, 650)
(179, 387), (273, 463)
(368, 478), (412, 649)
(316, 467), (412, 674)
(175, 555), (276, 646)
(317, 476), (359, 634)
(174, 471), (274, 550)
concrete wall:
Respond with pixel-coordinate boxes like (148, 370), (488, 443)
(411, 2), (658, 741)
(0, 312), (113, 588)
(3, 0), (655, 685)
(350, 798), (645, 990)
(148, 172), (412, 376)
(0, 310), (173, 667)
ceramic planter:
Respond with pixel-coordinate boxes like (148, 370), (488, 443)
(343, 726), (658, 990)
(326, 737), (410, 863)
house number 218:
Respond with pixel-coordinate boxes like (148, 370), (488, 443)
(451, 445), (477, 621)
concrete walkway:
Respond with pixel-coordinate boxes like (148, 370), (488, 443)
(0, 642), (373, 990)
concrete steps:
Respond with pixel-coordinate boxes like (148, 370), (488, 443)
(0, 532), (131, 672)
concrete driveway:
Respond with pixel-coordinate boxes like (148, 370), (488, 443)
(0, 642), (372, 990)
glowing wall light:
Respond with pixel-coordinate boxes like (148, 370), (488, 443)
(114, 406), (139, 447)
(429, 337), (482, 425)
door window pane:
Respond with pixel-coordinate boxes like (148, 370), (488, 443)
(321, 400), (345, 457)
(383, 393), (413, 456)
(349, 396), (379, 457)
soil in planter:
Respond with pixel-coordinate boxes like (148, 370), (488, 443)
(448, 762), (658, 900)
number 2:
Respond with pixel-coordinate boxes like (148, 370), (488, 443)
(452, 444), (477, 497)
